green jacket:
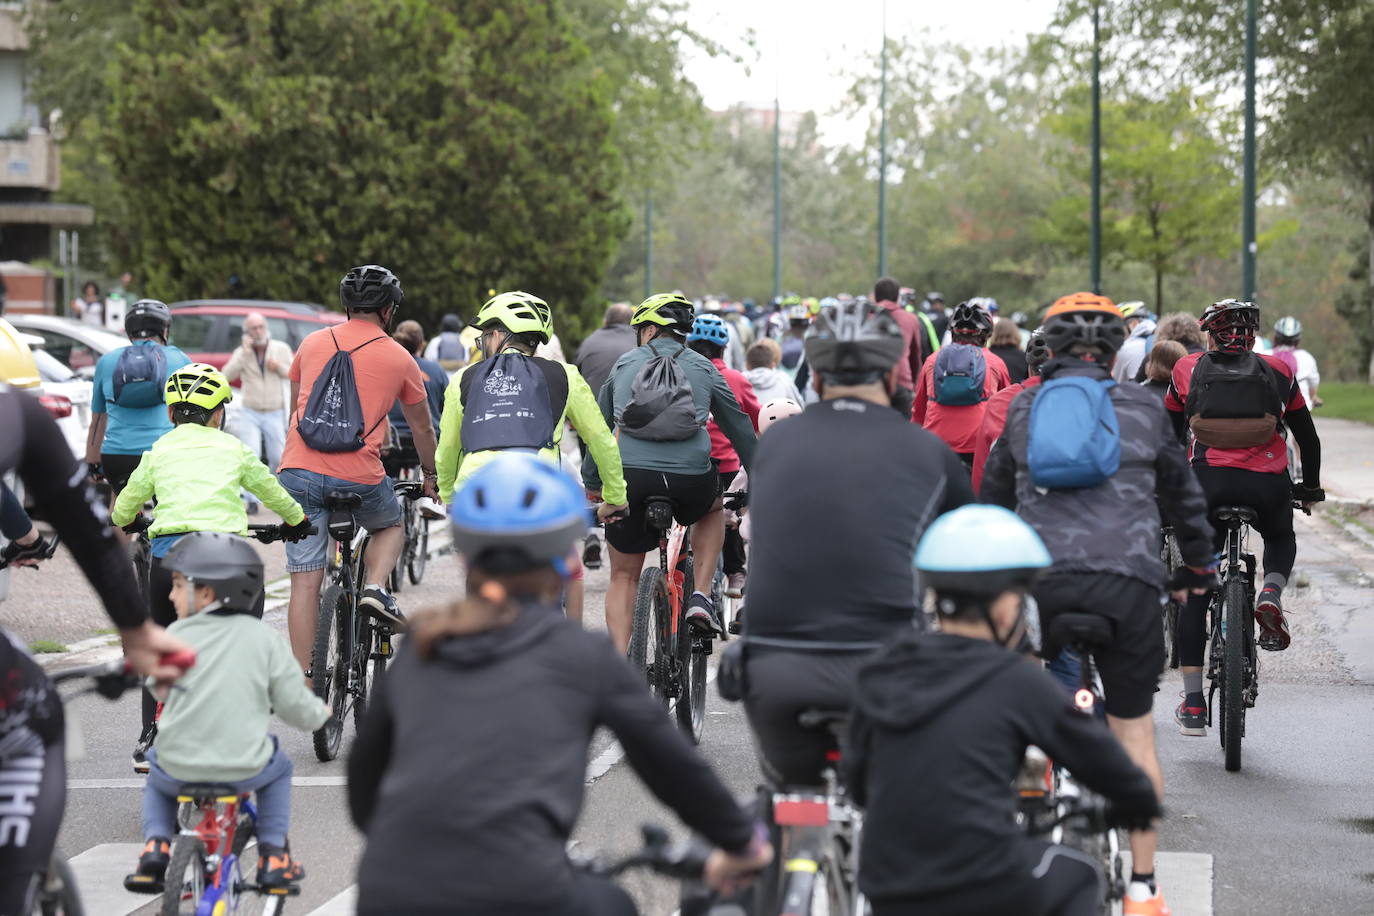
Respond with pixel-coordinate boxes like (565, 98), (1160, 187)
(153, 611), (329, 781)
(435, 354), (627, 505)
(111, 423), (305, 536)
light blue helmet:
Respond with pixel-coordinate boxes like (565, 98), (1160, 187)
(1274, 316), (1302, 339)
(915, 505), (1052, 598)
(687, 313), (731, 347)
(448, 453), (591, 573)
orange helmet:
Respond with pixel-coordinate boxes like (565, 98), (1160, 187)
(1045, 292), (1121, 320)
(1042, 292), (1126, 357)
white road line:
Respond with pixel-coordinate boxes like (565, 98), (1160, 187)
(583, 666), (718, 787)
(66, 843), (151, 916)
(306, 885), (358, 915)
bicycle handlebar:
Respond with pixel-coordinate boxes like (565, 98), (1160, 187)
(572, 824), (709, 881)
(248, 523), (319, 544)
(51, 649), (197, 698)
(394, 481), (424, 500)
(121, 514), (154, 535)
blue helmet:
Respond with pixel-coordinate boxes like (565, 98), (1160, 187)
(915, 505), (1051, 600)
(687, 314), (731, 347)
(448, 453), (591, 573)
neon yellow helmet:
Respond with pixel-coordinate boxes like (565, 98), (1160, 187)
(631, 293), (694, 333)
(473, 291), (553, 343)
(165, 363), (233, 411)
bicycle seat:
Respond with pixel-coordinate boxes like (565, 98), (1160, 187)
(174, 782), (244, 802)
(1047, 613), (1115, 650)
(645, 495), (674, 532)
(1211, 505), (1258, 527)
(324, 492), (364, 511)
(797, 708), (849, 736)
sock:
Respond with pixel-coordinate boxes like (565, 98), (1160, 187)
(1262, 572), (1287, 593)
(1128, 871), (1157, 899)
(1182, 672), (1204, 698)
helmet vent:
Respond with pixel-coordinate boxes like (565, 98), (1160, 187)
(521, 488), (538, 508)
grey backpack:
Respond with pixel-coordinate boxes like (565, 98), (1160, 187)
(617, 345), (700, 441)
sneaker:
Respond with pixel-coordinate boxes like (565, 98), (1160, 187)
(1255, 586), (1291, 651)
(132, 724), (156, 775)
(123, 837), (170, 893)
(359, 585), (406, 629)
(684, 592), (723, 636)
(1174, 693), (1207, 737)
(417, 496), (445, 521)
(728, 606), (745, 635)
(257, 845), (305, 889)
(582, 533), (602, 571)
(1123, 884), (1171, 916)
(726, 573), (747, 599)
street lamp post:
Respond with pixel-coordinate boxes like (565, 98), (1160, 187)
(773, 95), (782, 300)
(877, 1), (888, 279)
(1242, 0), (1257, 301)
(1090, 0), (1102, 295)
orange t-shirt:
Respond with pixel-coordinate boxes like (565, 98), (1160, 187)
(280, 318), (427, 484)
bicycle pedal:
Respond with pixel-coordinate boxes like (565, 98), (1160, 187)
(123, 874), (164, 894)
(253, 884), (303, 897)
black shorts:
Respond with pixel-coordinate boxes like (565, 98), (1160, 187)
(604, 467), (720, 555)
(1033, 572), (1164, 719)
(99, 453), (144, 494)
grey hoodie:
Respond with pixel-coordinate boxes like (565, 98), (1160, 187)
(743, 366), (804, 407)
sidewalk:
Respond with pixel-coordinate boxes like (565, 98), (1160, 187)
(1314, 417), (1374, 500)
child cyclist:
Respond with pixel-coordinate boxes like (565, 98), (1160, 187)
(112, 362), (312, 770)
(124, 531), (329, 894)
(348, 453), (771, 914)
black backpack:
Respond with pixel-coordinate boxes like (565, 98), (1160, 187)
(297, 330), (387, 453)
(458, 353), (567, 452)
(1185, 351), (1284, 449)
(617, 345), (700, 441)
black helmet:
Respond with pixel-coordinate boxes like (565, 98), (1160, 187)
(1025, 329), (1050, 373)
(949, 301), (993, 335)
(440, 313), (463, 333)
(340, 265), (404, 312)
(804, 297), (904, 382)
(162, 531), (264, 610)
(125, 299), (171, 340)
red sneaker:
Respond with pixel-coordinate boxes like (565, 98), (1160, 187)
(1255, 586), (1291, 651)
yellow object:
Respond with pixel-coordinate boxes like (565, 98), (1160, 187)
(784, 858), (819, 873)
(0, 318), (41, 389)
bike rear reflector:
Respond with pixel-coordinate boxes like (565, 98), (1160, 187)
(773, 795), (829, 826)
(39, 394), (71, 419)
(1074, 688), (1095, 711)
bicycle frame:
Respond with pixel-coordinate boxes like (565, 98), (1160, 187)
(175, 792), (256, 913)
(657, 519), (690, 625)
(1208, 520), (1259, 721)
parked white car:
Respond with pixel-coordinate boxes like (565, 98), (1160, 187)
(30, 345), (93, 460)
(5, 313), (128, 377)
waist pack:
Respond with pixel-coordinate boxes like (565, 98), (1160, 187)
(458, 353), (564, 452)
(111, 344), (169, 408)
(297, 331), (386, 453)
(618, 345), (700, 442)
(1185, 351), (1283, 449)
(933, 343), (987, 406)
(1027, 376), (1121, 489)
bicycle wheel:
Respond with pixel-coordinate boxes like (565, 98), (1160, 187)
(676, 558), (708, 743)
(1221, 576), (1248, 772)
(407, 516), (429, 585)
(311, 585), (349, 762)
(130, 537), (151, 607)
(628, 566), (664, 688)
(389, 511), (407, 593)
(353, 619), (388, 729)
(159, 836), (207, 916)
(36, 850), (84, 916)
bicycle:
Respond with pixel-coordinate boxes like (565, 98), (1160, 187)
(309, 480), (422, 762)
(391, 464), (429, 590)
(124, 512), (154, 610)
(1159, 527), (1182, 670)
(626, 497), (721, 744)
(1205, 504), (1267, 773)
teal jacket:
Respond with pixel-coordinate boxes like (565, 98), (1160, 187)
(583, 336), (756, 488)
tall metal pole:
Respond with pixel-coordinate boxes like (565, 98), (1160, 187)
(1090, 1), (1102, 295)
(1241, 0), (1257, 300)
(643, 194), (653, 299)
(877, 0), (888, 279)
(773, 96), (782, 300)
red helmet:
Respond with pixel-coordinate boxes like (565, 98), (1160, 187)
(1199, 299), (1259, 352)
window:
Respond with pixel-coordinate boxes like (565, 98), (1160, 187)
(169, 314), (215, 352)
(288, 320), (330, 349)
(31, 329), (98, 371)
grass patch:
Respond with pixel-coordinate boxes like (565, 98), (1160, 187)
(94, 627), (117, 636)
(28, 640), (67, 654)
(1316, 382), (1374, 425)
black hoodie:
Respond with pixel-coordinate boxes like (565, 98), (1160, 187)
(844, 631), (1159, 906)
(347, 604), (754, 914)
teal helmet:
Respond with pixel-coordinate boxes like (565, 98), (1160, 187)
(915, 505), (1051, 600)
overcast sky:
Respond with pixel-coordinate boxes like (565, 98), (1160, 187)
(683, 0), (1061, 144)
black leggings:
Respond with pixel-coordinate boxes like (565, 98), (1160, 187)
(1180, 466), (1294, 667)
(872, 841), (1102, 916)
(721, 471), (746, 577)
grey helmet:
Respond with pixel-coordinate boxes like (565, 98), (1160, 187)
(162, 532), (265, 611)
(1274, 316), (1302, 339)
(804, 297), (905, 383)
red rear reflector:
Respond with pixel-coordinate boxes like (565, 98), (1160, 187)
(39, 394), (72, 419)
(773, 796), (829, 826)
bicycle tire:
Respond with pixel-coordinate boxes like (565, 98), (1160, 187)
(407, 517), (429, 585)
(37, 850), (84, 916)
(651, 567), (677, 709)
(676, 558), (708, 743)
(311, 585), (348, 762)
(159, 836), (207, 916)
(1221, 575), (1247, 772)
(130, 537), (151, 607)
(354, 620), (388, 730)
(628, 566), (664, 688)
(389, 512), (406, 593)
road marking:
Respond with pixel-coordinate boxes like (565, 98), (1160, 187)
(67, 843), (153, 916)
(1121, 851), (1213, 915)
(307, 885), (358, 915)
(584, 666), (718, 787)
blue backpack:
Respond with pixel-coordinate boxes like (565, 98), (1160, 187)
(297, 330), (387, 453)
(1027, 376), (1121, 489)
(933, 343), (987, 406)
(111, 343), (169, 408)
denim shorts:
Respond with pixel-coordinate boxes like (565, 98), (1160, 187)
(277, 468), (402, 572)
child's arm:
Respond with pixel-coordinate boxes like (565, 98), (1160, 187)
(239, 444), (306, 525)
(110, 454), (155, 527)
(266, 638), (329, 732)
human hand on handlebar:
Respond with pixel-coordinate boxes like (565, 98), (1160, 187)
(1292, 484), (1324, 514)
(703, 832), (773, 897)
(596, 502), (628, 522)
(1168, 565), (1218, 603)
(119, 622), (196, 691)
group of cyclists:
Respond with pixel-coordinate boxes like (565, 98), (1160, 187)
(0, 262), (1327, 915)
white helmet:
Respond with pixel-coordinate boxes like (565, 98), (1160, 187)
(759, 399), (803, 433)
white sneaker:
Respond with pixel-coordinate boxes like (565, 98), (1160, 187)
(417, 496), (445, 520)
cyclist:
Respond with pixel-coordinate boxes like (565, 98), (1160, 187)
(971, 329), (1049, 491)
(84, 299), (192, 494)
(0, 482), (58, 567)
(0, 384), (191, 914)
(874, 277), (927, 417)
(1111, 301), (1156, 383)
(422, 312), (475, 375)
(740, 299), (972, 786)
(743, 338), (804, 406)
(913, 300), (1010, 470)
(923, 291), (949, 340)
(686, 313), (760, 598)
(347, 454), (771, 914)
(278, 265), (440, 668)
(433, 291), (627, 623)
(125, 532), (328, 895)
(587, 293), (757, 648)
(848, 505), (1161, 916)
(385, 319), (448, 520)
(1165, 299), (1323, 735)
(1272, 315), (1321, 408)
(981, 292), (1216, 916)
(111, 362), (310, 768)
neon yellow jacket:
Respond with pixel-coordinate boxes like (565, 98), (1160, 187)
(112, 423), (305, 537)
(436, 356), (627, 505)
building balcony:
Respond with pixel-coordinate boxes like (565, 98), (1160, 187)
(0, 130), (58, 190)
